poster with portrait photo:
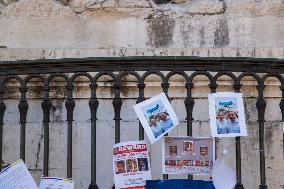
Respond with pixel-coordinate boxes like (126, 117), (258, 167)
(208, 92), (247, 137)
(182, 140), (194, 155)
(113, 141), (152, 189)
(133, 93), (179, 144)
(162, 136), (214, 175)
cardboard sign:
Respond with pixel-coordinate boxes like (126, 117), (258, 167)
(113, 141), (152, 189)
(162, 136), (214, 175)
(208, 92), (247, 137)
(0, 159), (38, 189)
(39, 177), (74, 189)
(133, 93), (179, 143)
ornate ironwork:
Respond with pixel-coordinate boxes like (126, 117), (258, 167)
(0, 57), (283, 189)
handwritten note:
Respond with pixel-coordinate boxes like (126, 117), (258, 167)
(39, 177), (74, 189)
(0, 159), (38, 189)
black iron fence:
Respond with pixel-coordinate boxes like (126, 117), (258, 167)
(0, 57), (284, 189)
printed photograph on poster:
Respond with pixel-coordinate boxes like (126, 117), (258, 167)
(162, 136), (214, 175)
(182, 140), (194, 155)
(113, 141), (152, 189)
(208, 92), (247, 137)
(133, 93), (179, 144)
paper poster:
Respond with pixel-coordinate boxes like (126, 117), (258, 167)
(39, 177), (74, 189)
(113, 141), (152, 189)
(0, 159), (38, 189)
(133, 93), (179, 144)
(162, 136), (214, 175)
(212, 150), (236, 189)
(208, 92), (247, 137)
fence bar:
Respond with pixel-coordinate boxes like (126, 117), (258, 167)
(113, 82), (122, 144)
(0, 83), (5, 171)
(256, 81), (267, 189)
(279, 84), (284, 158)
(42, 85), (52, 176)
(137, 83), (145, 141)
(233, 82), (244, 189)
(184, 82), (194, 180)
(161, 81), (169, 180)
(89, 83), (99, 189)
(19, 86), (28, 162)
(209, 80), (217, 160)
(66, 84), (75, 178)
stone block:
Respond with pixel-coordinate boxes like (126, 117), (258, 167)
(184, 0), (224, 14)
(119, 0), (151, 8)
(3, 0), (17, 4)
(101, 0), (118, 8)
(2, 0), (74, 17)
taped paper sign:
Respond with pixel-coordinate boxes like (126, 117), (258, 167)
(162, 136), (214, 175)
(113, 141), (152, 189)
(39, 177), (74, 189)
(0, 159), (38, 189)
(208, 92), (247, 137)
(133, 93), (179, 144)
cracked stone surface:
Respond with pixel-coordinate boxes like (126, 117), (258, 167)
(1, 0), (75, 17)
(183, 0), (224, 14)
(171, 0), (187, 4)
(2, 0), (18, 4)
(68, 0), (151, 12)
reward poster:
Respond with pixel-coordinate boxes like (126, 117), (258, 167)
(133, 93), (179, 144)
(208, 92), (247, 137)
(162, 136), (214, 175)
(113, 141), (152, 189)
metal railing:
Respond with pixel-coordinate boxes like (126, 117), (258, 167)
(1, 57), (284, 189)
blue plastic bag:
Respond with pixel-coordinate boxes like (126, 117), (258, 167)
(146, 179), (215, 189)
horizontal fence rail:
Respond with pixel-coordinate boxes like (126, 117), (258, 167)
(0, 57), (284, 189)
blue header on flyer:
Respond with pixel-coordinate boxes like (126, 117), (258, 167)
(147, 104), (159, 114)
(218, 101), (233, 108)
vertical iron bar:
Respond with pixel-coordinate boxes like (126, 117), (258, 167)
(161, 82), (169, 180)
(65, 84), (75, 178)
(88, 83), (99, 189)
(137, 83), (145, 141)
(184, 82), (194, 180)
(0, 84), (6, 171)
(18, 86), (29, 162)
(279, 84), (284, 158)
(42, 84), (52, 176)
(233, 82), (244, 189)
(256, 81), (267, 189)
(209, 81), (218, 160)
(113, 82), (122, 144)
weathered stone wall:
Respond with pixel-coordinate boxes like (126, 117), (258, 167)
(0, 0), (284, 60)
(0, 0), (284, 189)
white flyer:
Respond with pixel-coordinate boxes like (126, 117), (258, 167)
(39, 177), (74, 189)
(113, 141), (152, 189)
(208, 92), (247, 137)
(133, 93), (179, 144)
(162, 136), (214, 175)
(0, 159), (38, 189)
